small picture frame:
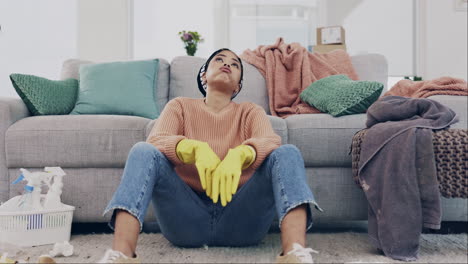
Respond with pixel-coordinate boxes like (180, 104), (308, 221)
(454, 0), (467, 11)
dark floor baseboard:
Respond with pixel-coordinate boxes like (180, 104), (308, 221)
(71, 222), (112, 234)
(423, 221), (468, 234)
(71, 221), (467, 235)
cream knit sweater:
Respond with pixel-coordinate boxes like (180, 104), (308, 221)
(146, 97), (281, 192)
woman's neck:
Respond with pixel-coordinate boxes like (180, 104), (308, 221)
(204, 93), (231, 113)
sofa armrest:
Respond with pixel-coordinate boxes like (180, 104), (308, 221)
(427, 95), (468, 129)
(0, 97), (30, 203)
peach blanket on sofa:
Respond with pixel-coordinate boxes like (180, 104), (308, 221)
(240, 38), (359, 118)
(384, 77), (468, 98)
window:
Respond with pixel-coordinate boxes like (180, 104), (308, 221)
(0, 0), (77, 98)
(222, 0), (418, 78)
(228, 0), (324, 55)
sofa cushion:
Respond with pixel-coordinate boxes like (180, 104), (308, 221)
(169, 56), (270, 114)
(145, 119), (157, 139)
(60, 59), (93, 80)
(350, 53), (388, 94)
(9, 74), (78, 115)
(267, 115), (288, 145)
(60, 58), (171, 114)
(5, 115), (149, 168)
(70, 59), (160, 119)
(300, 75), (383, 117)
(286, 113), (367, 166)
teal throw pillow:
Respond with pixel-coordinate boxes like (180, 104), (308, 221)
(70, 59), (159, 119)
(300, 75), (383, 117)
(10, 73), (78, 115)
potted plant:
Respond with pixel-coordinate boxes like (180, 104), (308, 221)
(178, 30), (204, 56)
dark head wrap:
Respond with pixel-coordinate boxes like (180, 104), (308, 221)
(197, 48), (244, 100)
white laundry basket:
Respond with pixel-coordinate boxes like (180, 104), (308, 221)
(0, 197), (75, 247)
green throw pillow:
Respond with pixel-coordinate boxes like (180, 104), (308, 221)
(70, 59), (160, 119)
(10, 73), (79, 115)
(300, 75), (383, 117)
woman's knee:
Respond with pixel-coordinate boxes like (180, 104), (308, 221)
(270, 144), (302, 159)
(131, 141), (160, 154)
(125, 142), (170, 173)
(129, 142), (163, 159)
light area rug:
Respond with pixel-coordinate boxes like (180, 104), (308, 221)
(8, 232), (467, 263)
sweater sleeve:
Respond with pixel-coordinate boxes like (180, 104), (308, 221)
(241, 104), (282, 170)
(146, 98), (186, 166)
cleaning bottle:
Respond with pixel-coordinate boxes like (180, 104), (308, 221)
(12, 169), (45, 211)
(43, 167), (66, 209)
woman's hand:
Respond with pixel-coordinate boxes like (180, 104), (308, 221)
(176, 139), (221, 192)
(211, 145), (255, 206)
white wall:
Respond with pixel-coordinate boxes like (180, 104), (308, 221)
(78, 0), (131, 62)
(1, 0), (466, 100)
(424, 0), (467, 80)
(326, 0), (414, 76)
(228, 1), (321, 55)
(0, 0), (77, 98)
(133, 0), (215, 61)
(326, 0), (467, 80)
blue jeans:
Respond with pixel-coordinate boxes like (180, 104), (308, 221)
(103, 142), (321, 247)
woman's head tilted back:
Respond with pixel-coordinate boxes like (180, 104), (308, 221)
(197, 48), (244, 100)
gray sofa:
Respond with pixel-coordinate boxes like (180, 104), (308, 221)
(1, 54), (466, 227)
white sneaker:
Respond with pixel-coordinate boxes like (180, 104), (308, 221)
(276, 243), (319, 263)
(98, 249), (140, 263)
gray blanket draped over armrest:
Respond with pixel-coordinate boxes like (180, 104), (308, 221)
(358, 96), (458, 261)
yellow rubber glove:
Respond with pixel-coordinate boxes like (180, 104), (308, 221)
(211, 145), (256, 206)
(176, 139), (221, 193)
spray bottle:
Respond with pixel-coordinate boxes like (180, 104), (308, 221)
(43, 167), (66, 209)
(12, 169), (45, 211)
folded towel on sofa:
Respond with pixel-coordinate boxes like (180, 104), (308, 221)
(384, 77), (468, 98)
(240, 37), (359, 118)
